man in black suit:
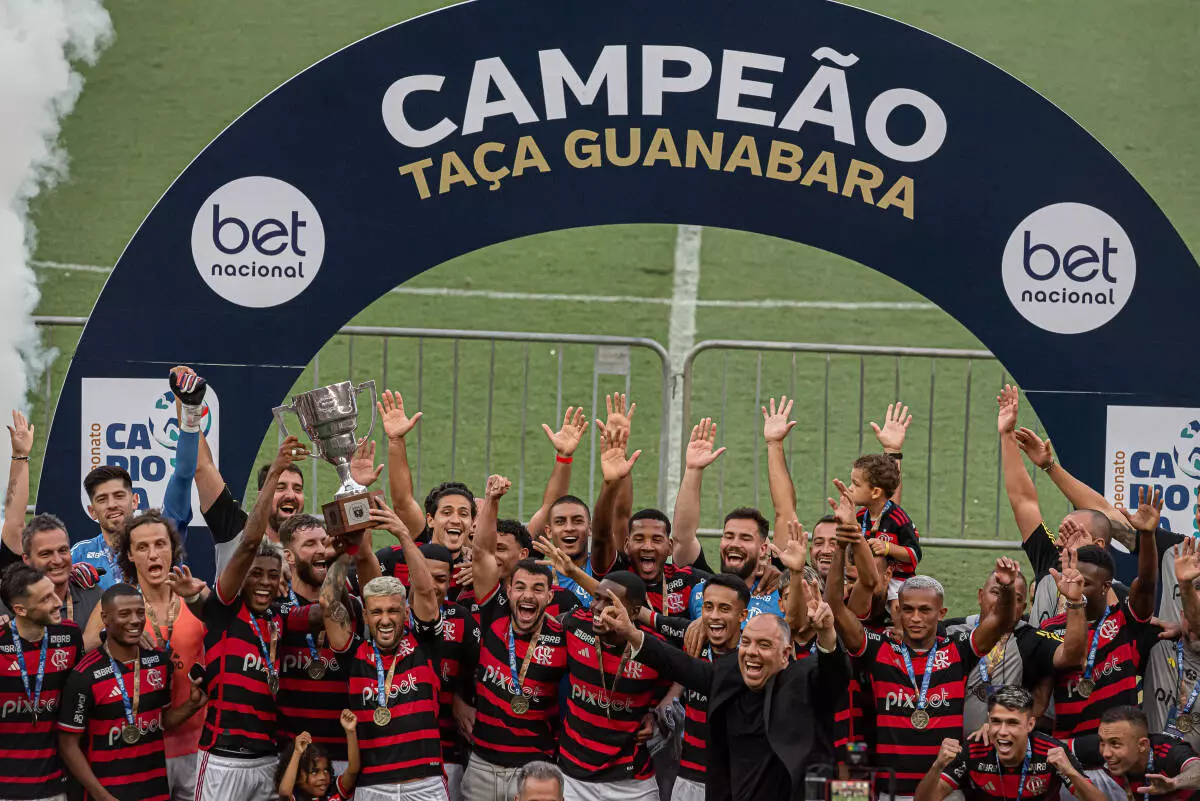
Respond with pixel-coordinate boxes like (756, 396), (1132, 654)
(597, 583), (849, 801)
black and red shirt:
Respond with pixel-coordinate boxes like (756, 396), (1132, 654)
(1071, 733), (1200, 800)
(599, 556), (706, 617)
(851, 628), (984, 795)
(339, 619), (443, 786)
(941, 732), (1081, 801)
(436, 602), (479, 766)
(559, 609), (671, 782)
(0, 623), (82, 798)
(856, 503), (921, 580)
(375, 543), (464, 602)
(472, 588), (569, 767)
(199, 590), (282, 756)
(279, 600), (355, 762)
(1040, 598), (1159, 739)
(460, 582), (582, 622)
(57, 646), (174, 801)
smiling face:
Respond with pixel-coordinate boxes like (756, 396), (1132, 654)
(128, 522), (174, 588)
(548, 501), (590, 561)
(286, 525), (329, 589)
(625, 519), (671, 582)
(268, 469), (305, 534)
(702, 584), (748, 650)
(23, 528), (72, 591)
(847, 468), (880, 508)
(424, 557), (451, 608)
(591, 579), (637, 637)
(1097, 720), (1150, 777)
(897, 587), (945, 648)
(508, 567), (553, 634)
(14, 576), (62, 626)
(429, 493), (474, 554)
(103, 593), (147, 649)
(737, 614), (788, 691)
(496, 531), (530, 577)
(298, 755), (332, 799)
(1077, 561), (1113, 620)
(365, 593), (408, 650)
(720, 518), (765, 580)
(810, 522), (838, 579)
(88, 478), (136, 537)
(987, 704), (1036, 765)
(242, 555), (283, 613)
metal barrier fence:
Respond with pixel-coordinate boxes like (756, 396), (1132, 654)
(29, 317), (1058, 547)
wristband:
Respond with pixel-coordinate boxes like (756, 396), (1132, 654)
(883, 541), (891, 556)
(184, 590), (203, 604)
(1041, 460), (1056, 472)
(556, 454), (573, 464)
(885, 451), (903, 461)
(1064, 598), (1086, 610)
(11, 455), (28, 461)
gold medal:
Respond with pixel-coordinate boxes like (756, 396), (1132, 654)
(121, 723), (141, 745)
(267, 674), (280, 695)
(1077, 678), (1095, 698)
(511, 694), (530, 715)
(910, 709), (931, 729)
(1178, 714), (1196, 734)
(307, 661), (326, 680)
(373, 706), (392, 726)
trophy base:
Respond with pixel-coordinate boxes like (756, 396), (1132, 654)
(323, 490), (385, 538)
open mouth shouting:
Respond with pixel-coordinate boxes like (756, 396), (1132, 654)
(514, 597), (542, 631)
(145, 562), (166, 582)
(741, 654), (765, 683)
(375, 620), (398, 646)
(994, 732), (1016, 760)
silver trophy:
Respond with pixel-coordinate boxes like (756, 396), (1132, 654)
(272, 380), (383, 536)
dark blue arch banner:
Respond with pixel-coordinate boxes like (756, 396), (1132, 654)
(40, 0), (1200, 575)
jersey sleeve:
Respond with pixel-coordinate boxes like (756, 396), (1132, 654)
(1122, 598), (1165, 662)
(1019, 627), (1062, 683)
(56, 667), (92, 732)
(0, 539), (19, 571)
(849, 628), (883, 661)
(199, 486), (248, 545)
(691, 549), (713, 574)
(939, 751), (968, 789)
(1157, 738), (1200, 776)
(649, 612), (691, 648)
(957, 630), (985, 671)
(201, 586), (242, 626)
(1022, 523), (1060, 581)
(888, 509), (922, 566)
(1069, 734), (1103, 768)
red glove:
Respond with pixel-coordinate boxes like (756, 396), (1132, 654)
(70, 563), (104, 590)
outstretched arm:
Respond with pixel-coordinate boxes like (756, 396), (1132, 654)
(1176, 538), (1200, 635)
(826, 486), (867, 655)
(277, 732), (312, 800)
(380, 499), (439, 623)
(763, 397), (799, 547)
(673, 418), (726, 566)
(770, 521), (809, 633)
(870, 402), (911, 504)
(972, 558), (1019, 654)
(472, 475), (510, 602)
(379, 390), (427, 538)
(527, 407), (587, 537)
(590, 417), (641, 574)
(2, 411), (32, 557)
(1121, 486), (1163, 621)
(914, 740), (960, 801)
(339, 710), (362, 793)
(598, 589), (715, 693)
(1049, 549), (1089, 669)
(998, 385), (1045, 540)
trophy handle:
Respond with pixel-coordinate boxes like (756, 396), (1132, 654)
(271, 402), (295, 439)
(354, 380), (378, 444)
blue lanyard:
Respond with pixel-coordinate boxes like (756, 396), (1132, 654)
(862, 500), (893, 536)
(997, 738), (1032, 801)
(506, 624), (522, 689)
(371, 641), (397, 709)
(10, 622), (48, 714)
(898, 639), (938, 712)
(105, 648), (138, 727)
(1083, 606), (1113, 680)
(1137, 751), (1156, 801)
(289, 589), (321, 667)
(248, 615), (278, 679)
(1175, 640), (1200, 719)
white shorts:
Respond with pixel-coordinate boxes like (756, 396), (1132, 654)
(355, 775), (450, 801)
(1080, 769), (1126, 801)
(0, 795), (67, 801)
(671, 776), (704, 801)
(195, 751), (277, 801)
(461, 754), (523, 801)
(563, 775), (659, 801)
(446, 762), (465, 801)
(168, 752), (199, 801)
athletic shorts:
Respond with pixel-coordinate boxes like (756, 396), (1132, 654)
(195, 751), (276, 801)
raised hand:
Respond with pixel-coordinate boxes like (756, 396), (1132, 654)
(603, 392), (636, 440)
(188, 672), (208, 707)
(294, 731), (313, 753)
(166, 565), (207, 598)
(769, 532), (807, 572)
(453, 561), (474, 589)
(350, 438), (384, 487)
(598, 589), (637, 641)
(1120, 485), (1164, 533)
(993, 556), (1022, 587)
(684, 617), (707, 657)
(599, 424), (641, 482)
(1049, 547), (1084, 604)
(70, 562), (102, 590)
(829, 479), (858, 527)
(685, 418), (726, 470)
(533, 534), (572, 576)
(274, 435), (310, 471)
(933, 737), (962, 769)
(809, 598), (835, 633)
(1045, 746), (1070, 774)
(762, 396), (797, 444)
(339, 709), (357, 732)
(1134, 774), (1179, 795)
(997, 384), (1019, 435)
(1177, 537), (1200, 585)
(1056, 517), (1094, 551)
(378, 389), (422, 441)
(870, 402), (911, 452)
(542, 406), (588, 457)
(7, 410), (33, 458)
(168, 366), (207, 406)
(485, 474), (511, 500)
(1014, 427), (1054, 470)
(369, 495), (410, 540)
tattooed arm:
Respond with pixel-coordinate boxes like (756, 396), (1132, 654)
(321, 552), (354, 651)
(2, 412), (32, 558)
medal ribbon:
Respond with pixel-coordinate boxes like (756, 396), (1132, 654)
(506, 617), (545, 701)
(144, 592), (179, 655)
(1082, 605), (1113, 683)
(862, 500), (894, 536)
(63, 591), (73, 623)
(1173, 639), (1200, 725)
(372, 640), (403, 712)
(978, 633), (1010, 699)
(248, 614), (279, 683)
(595, 643), (632, 715)
(898, 639), (939, 714)
(105, 646), (141, 729)
(10, 622), (48, 716)
(289, 589), (321, 671)
(997, 738), (1032, 801)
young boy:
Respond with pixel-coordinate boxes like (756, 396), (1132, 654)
(845, 453), (920, 594)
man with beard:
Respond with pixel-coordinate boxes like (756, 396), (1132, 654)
(0, 563), (84, 800)
(57, 584), (208, 801)
(114, 511), (206, 800)
(915, 686), (1102, 801)
(72, 465), (137, 589)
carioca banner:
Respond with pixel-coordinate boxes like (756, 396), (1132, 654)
(39, 0), (1200, 577)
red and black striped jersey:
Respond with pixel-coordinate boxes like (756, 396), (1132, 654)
(57, 646), (173, 801)
(472, 589), (568, 767)
(375, 543), (465, 602)
(1071, 733), (1200, 800)
(856, 503), (921, 580)
(679, 643), (727, 783)
(459, 582), (582, 622)
(199, 590), (282, 756)
(436, 602), (479, 765)
(851, 628), (984, 796)
(1040, 599), (1159, 739)
(942, 732), (1079, 801)
(559, 609), (671, 782)
(278, 602), (354, 762)
(599, 557), (705, 617)
(0, 623), (82, 798)
(338, 619), (443, 786)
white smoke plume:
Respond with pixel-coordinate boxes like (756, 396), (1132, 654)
(0, 0), (113, 494)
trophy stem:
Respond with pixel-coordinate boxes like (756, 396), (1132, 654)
(334, 462), (368, 497)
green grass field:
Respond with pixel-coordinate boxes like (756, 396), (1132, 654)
(23, 0), (1200, 614)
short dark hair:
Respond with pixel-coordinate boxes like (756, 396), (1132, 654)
(512, 559), (554, 586)
(517, 761), (564, 798)
(21, 513), (69, 556)
(115, 510), (185, 585)
(603, 570), (647, 606)
(278, 513), (325, 547)
(1075, 545), (1115, 579)
(852, 453), (900, 497)
(101, 582), (142, 610)
(723, 507), (769, 538)
(275, 736), (332, 795)
(424, 482), (476, 518)
(257, 462), (303, 492)
(84, 465), (132, 499)
(813, 515), (838, 528)
(1100, 704), (1149, 734)
(497, 518), (533, 552)
(704, 572), (751, 608)
(987, 685), (1034, 714)
(420, 543), (454, 564)
(549, 494), (590, 519)
(0, 563), (45, 611)
(629, 508), (671, 536)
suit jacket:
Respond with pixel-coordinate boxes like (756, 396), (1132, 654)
(636, 633), (850, 801)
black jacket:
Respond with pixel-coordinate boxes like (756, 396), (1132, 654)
(635, 633), (850, 801)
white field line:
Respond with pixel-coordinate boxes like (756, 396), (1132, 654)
(665, 225), (703, 515)
(30, 260), (938, 311)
